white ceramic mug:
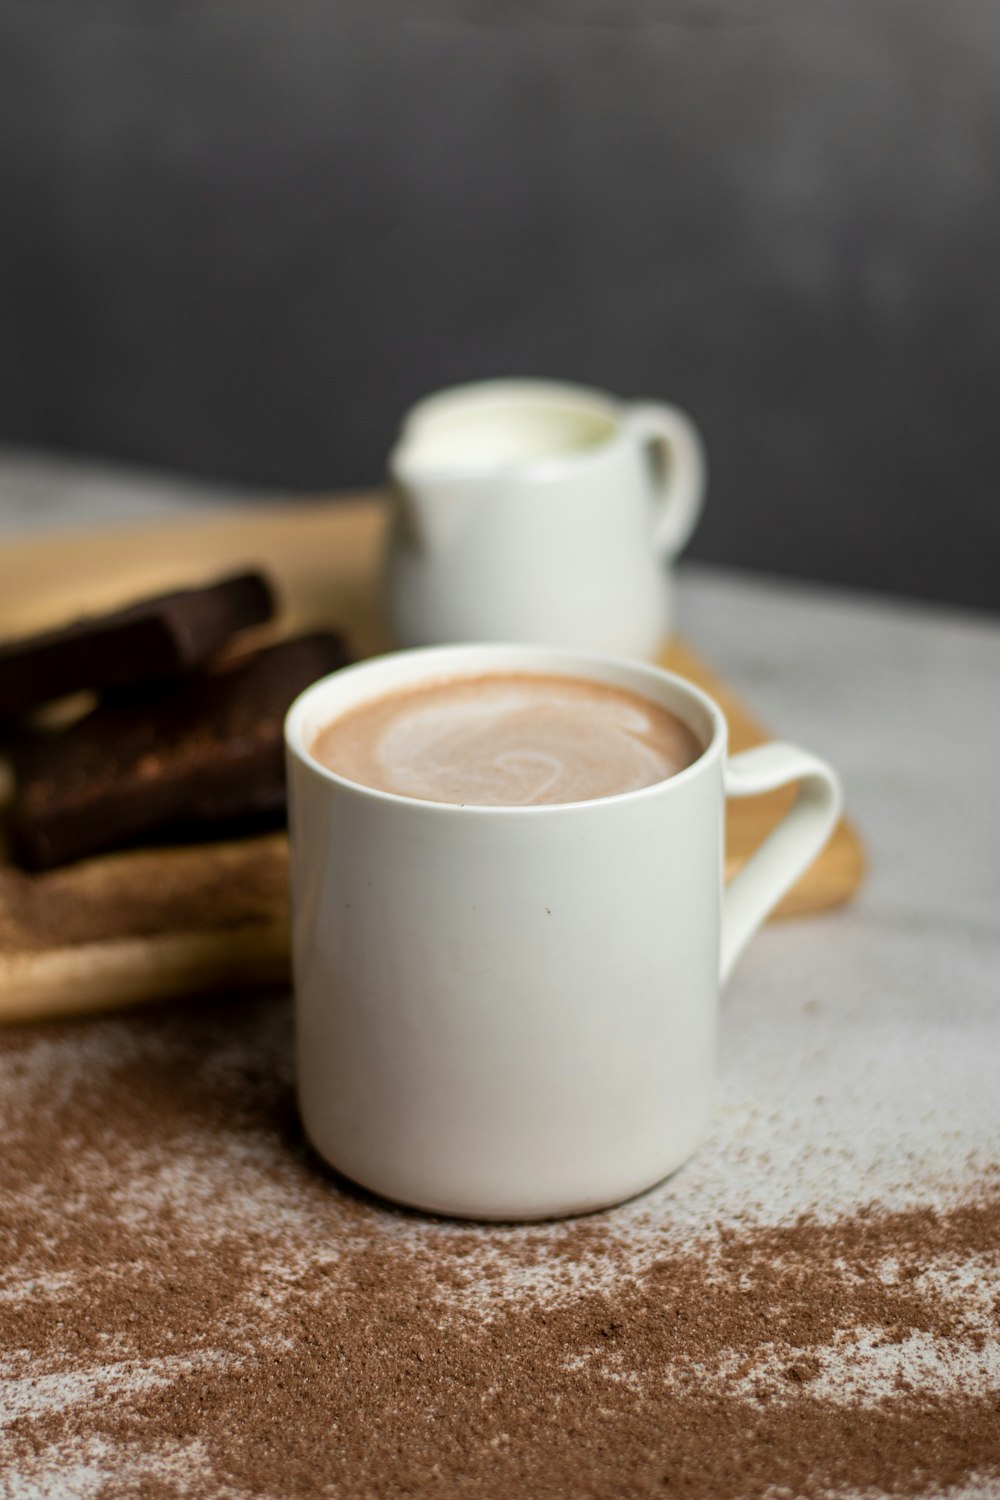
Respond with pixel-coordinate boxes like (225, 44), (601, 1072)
(383, 379), (705, 659)
(285, 644), (841, 1221)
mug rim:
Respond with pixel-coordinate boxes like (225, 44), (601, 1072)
(390, 377), (631, 482)
(285, 643), (728, 817)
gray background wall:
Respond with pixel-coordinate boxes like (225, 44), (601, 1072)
(0, 0), (998, 609)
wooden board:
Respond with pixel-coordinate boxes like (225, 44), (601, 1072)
(0, 496), (864, 1024)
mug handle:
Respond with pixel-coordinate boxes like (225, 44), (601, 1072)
(627, 402), (707, 560)
(720, 743), (843, 985)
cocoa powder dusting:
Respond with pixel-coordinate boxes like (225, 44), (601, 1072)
(1, 997), (998, 1498)
(0, 833), (287, 951)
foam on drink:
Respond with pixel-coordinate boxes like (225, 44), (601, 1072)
(309, 673), (702, 807)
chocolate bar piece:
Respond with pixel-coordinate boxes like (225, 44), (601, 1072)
(10, 633), (347, 870)
(0, 572), (275, 717)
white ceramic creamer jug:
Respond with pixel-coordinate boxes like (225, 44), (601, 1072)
(383, 379), (706, 659)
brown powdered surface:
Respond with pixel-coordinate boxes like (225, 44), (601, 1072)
(0, 834), (287, 952)
(1, 996), (998, 1499)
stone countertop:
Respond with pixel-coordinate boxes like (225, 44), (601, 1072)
(680, 567), (1000, 1213)
(1, 449), (998, 1498)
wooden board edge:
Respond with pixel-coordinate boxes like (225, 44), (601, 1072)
(0, 923), (290, 1025)
(731, 818), (866, 920)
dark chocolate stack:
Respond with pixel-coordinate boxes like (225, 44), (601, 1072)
(1, 573), (347, 869)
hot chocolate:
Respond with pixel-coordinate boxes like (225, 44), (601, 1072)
(308, 672), (702, 807)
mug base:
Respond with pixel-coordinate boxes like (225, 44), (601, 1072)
(301, 1120), (710, 1224)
